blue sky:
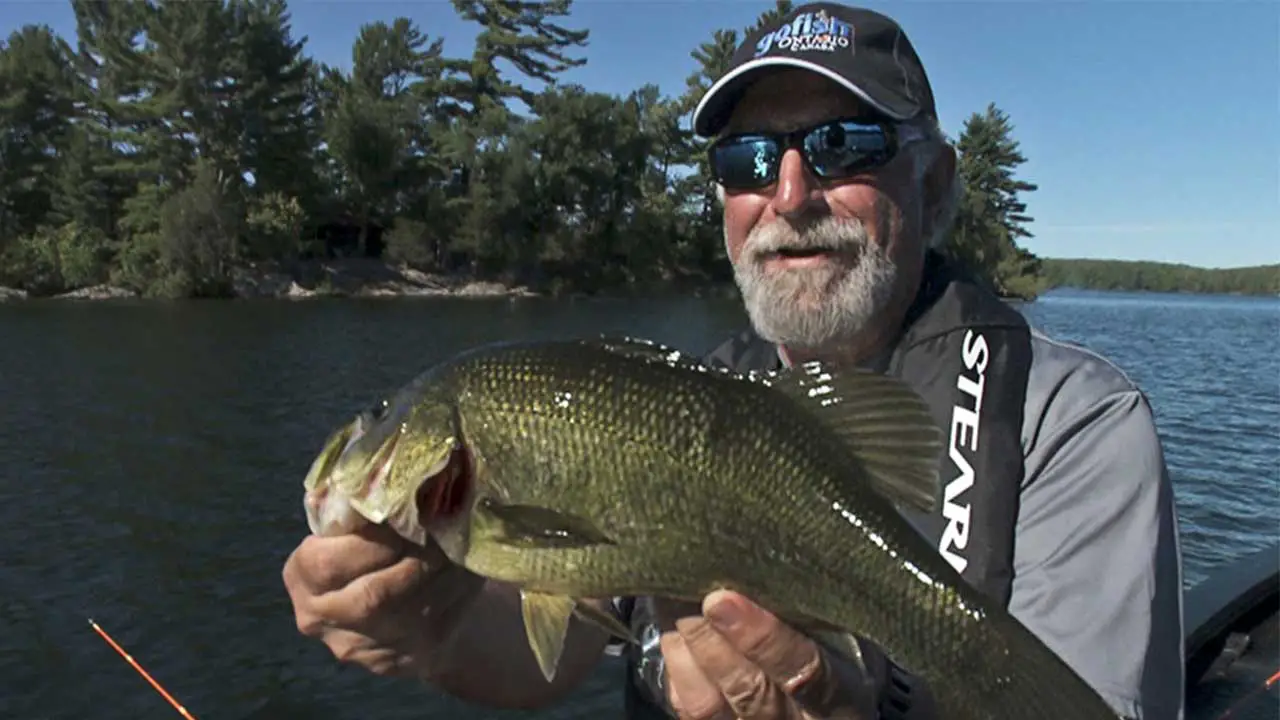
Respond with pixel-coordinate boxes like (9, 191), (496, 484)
(4, 0), (1277, 268)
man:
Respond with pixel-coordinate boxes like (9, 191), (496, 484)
(282, 3), (1186, 718)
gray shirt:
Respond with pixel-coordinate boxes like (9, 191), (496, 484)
(996, 328), (1184, 719)
(612, 327), (1186, 719)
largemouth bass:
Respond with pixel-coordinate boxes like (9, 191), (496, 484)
(302, 337), (1119, 719)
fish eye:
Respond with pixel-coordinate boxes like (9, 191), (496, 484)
(365, 399), (390, 423)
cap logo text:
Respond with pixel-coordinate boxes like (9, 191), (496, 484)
(755, 10), (853, 56)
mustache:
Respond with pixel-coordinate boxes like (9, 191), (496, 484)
(744, 215), (870, 258)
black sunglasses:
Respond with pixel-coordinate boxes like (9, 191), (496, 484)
(707, 117), (924, 191)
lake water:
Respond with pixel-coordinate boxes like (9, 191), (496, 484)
(0, 288), (1276, 719)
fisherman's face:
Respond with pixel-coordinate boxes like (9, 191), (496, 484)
(718, 69), (950, 357)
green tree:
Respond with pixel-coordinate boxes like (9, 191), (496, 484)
(1042, 258), (1279, 296)
(226, 0), (323, 257)
(673, 2), (794, 274)
(0, 2), (1059, 298)
(676, 27), (738, 270)
(324, 18), (446, 257)
(6, 0), (1257, 300)
(0, 25), (78, 247)
(945, 103), (1045, 298)
(438, 0), (589, 271)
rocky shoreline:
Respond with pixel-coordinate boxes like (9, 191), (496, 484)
(0, 259), (538, 302)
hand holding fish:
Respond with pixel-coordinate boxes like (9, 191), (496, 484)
(658, 591), (882, 720)
(282, 524), (484, 679)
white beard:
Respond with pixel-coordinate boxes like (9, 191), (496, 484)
(731, 214), (899, 352)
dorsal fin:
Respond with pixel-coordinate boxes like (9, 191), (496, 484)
(759, 361), (943, 513)
(589, 335), (738, 377)
(591, 335), (701, 366)
(588, 336), (942, 512)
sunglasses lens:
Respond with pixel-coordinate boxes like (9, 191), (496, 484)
(804, 121), (891, 177)
(711, 136), (780, 189)
(711, 121), (896, 190)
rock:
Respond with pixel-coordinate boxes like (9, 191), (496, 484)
(53, 285), (136, 300)
(456, 281), (521, 297)
(9, 260), (540, 301)
(231, 265), (296, 298)
(284, 281), (317, 299)
(397, 267), (451, 290)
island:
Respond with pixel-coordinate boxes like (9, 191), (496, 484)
(0, 1), (1272, 303)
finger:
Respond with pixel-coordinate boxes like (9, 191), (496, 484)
(405, 534), (454, 570)
(703, 591), (866, 716)
(309, 553), (432, 631)
(661, 630), (730, 720)
(321, 627), (416, 677)
(286, 531), (416, 637)
(288, 526), (409, 594)
(676, 615), (794, 720)
(703, 591), (821, 691)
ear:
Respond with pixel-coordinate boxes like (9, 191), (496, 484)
(920, 143), (958, 239)
(923, 143), (957, 208)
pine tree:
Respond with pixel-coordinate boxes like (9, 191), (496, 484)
(0, 25), (78, 244)
(13, 1), (1264, 299)
(324, 18), (446, 257)
(945, 102), (1044, 298)
(442, 0), (588, 269)
(674, 2), (793, 273)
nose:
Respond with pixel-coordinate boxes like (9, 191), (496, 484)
(769, 147), (824, 218)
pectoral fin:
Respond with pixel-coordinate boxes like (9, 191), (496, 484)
(573, 601), (640, 646)
(785, 614), (871, 677)
(758, 363), (944, 513)
(475, 499), (615, 549)
(521, 590), (576, 682)
(811, 629), (870, 676)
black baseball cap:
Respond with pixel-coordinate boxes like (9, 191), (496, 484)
(691, 2), (937, 138)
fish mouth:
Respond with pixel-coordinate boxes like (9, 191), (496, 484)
(303, 423), (356, 493)
(303, 426), (403, 538)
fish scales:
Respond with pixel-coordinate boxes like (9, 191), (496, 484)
(451, 345), (1108, 717)
(304, 338), (1121, 719)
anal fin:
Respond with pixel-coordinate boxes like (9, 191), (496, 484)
(520, 592), (642, 681)
(520, 590), (576, 682)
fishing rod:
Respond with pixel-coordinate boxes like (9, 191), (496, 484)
(1214, 667), (1280, 720)
(83, 612), (1276, 720)
(88, 618), (200, 720)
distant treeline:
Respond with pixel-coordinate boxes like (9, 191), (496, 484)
(1042, 259), (1279, 296)
(0, 0), (1049, 299)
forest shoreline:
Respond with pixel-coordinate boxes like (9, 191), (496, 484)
(0, 259), (540, 302)
(2, 256), (1273, 303)
(0, 258), (746, 302)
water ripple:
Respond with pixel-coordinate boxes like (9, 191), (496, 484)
(0, 291), (1275, 717)
(1023, 290), (1280, 586)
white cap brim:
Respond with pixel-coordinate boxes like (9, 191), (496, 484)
(690, 56), (910, 139)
